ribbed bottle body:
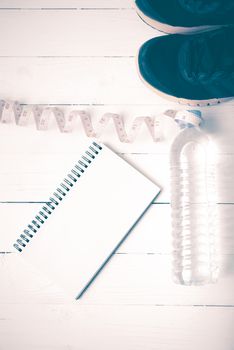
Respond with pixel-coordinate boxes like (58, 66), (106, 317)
(170, 128), (219, 285)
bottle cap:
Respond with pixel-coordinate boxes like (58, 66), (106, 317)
(174, 110), (203, 128)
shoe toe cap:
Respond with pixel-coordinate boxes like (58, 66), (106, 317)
(137, 35), (218, 101)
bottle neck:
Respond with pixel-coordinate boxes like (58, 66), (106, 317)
(179, 124), (200, 131)
(174, 110), (203, 130)
(170, 127), (209, 166)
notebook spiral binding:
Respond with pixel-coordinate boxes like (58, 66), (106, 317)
(13, 141), (103, 253)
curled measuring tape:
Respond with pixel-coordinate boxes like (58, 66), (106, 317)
(0, 100), (162, 142)
(0, 100), (201, 142)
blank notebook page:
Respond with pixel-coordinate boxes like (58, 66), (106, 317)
(13, 141), (160, 299)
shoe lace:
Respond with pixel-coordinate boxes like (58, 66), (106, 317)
(179, 30), (234, 84)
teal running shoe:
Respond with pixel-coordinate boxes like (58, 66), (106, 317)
(134, 0), (234, 33)
(137, 27), (234, 106)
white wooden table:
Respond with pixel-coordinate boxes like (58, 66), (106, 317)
(0, 1), (234, 349)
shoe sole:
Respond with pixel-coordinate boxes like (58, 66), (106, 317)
(134, 1), (223, 34)
(136, 52), (232, 106)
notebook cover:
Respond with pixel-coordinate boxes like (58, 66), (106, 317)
(13, 141), (160, 299)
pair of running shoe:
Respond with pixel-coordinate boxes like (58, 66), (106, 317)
(135, 0), (234, 106)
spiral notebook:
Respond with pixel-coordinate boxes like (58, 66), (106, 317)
(13, 140), (160, 299)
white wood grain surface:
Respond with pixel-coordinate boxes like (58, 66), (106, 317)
(0, 10), (157, 56)
(0, 1), (234, 349)
(0, 0), (133, 8)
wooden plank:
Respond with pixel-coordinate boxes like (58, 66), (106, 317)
(0, 303), (233, 350)
(0, 146), (169, 201)
(1, 203), (234, 255)
(1, 201), (234, 303)
(0, 10), (156, 56)
(0, 0), (132, 9)
(0, 57), (169, 105)
(0, 58), (233, 108)
(0, 125), (234, 202)
(2, 204), (171, 252)
(83, 253), (234, 305)
(0, 203), (234, 260)
(0, 252), (234, 306)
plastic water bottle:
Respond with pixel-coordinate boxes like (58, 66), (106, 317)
(170, 110), (219, 285)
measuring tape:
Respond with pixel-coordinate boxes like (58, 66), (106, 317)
(0, 100), (201, 142)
